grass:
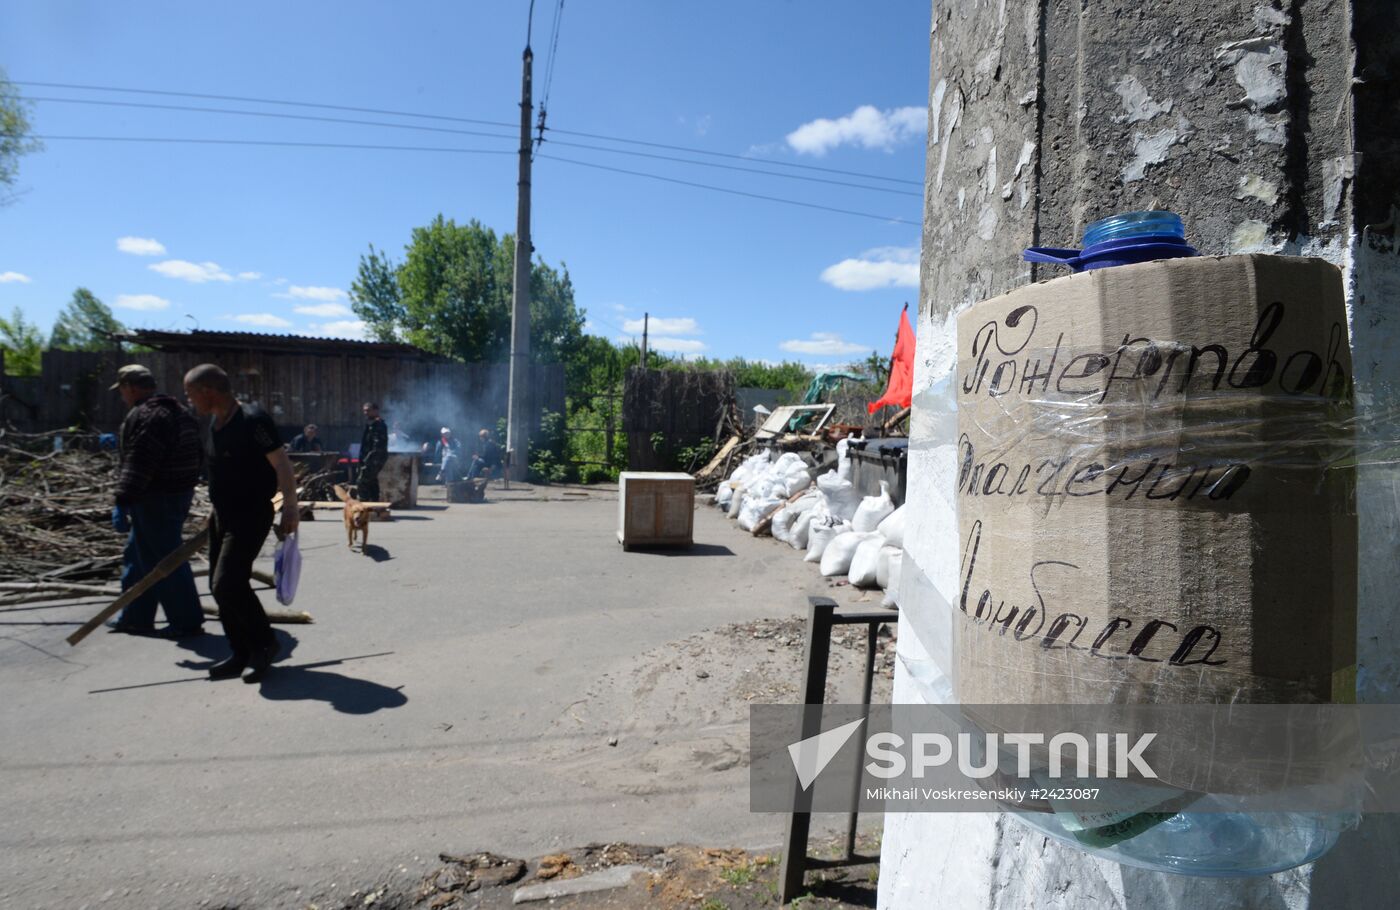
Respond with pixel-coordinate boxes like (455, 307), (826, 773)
(700, 900), (729, 910)
(719, 862), (756, 886)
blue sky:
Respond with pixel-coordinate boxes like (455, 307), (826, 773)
(1, 1), (929, 367)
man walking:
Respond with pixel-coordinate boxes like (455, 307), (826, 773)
(107, 364), (205, 638)
(183, 364), (300, 682)
(358, 402), (388, 501)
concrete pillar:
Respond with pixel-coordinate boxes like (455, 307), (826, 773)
(880, 1), (1400, 906)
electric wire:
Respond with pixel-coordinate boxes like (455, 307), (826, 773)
(536, 154), (919, 225)
(540, 0), (565, 118)
(29, 95), (915, 196)
(31, 134), (516, 155)
(13, 80), (921, 186)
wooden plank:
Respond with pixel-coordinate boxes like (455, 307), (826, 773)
(67, 524), (210, 646)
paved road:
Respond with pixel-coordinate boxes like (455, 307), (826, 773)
(0, 485), (876, 908)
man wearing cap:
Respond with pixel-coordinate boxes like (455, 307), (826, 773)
(108, 364), (205, 637)
(434, 427), (462, 483)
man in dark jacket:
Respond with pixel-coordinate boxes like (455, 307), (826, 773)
(107, 364), (205, 638)
(358, 402), (388, 501)
(289, 424), (323, 452)
(467, 427), (503, 480)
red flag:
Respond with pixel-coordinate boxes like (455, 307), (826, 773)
(868, 305), (915, 414)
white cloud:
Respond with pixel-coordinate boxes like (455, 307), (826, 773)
(236, 271), (262, 281)
(621, 315), (700, 336)
(230, 313), (293, 328)
(780, 332), (870, 356)
(114, 294), (171, 311)
(293, 302), (354, 318)
(149, 259), (233, 283)
(786, 105), (926, 156)
(0, 271), (32, 283)
(280, 285), (347, 302)
(642, 336), (707, 354)
(820, 245), (920, 291)
(116, 236), (166, 256)
(315, 319), (368, 340)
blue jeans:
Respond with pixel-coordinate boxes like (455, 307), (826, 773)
(118, 490), (203, 632)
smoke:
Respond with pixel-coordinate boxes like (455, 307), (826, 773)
(377, 367), (511, 453)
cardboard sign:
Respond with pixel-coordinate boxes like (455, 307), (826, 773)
(954, 256), (1356, 706)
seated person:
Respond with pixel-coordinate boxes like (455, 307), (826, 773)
(289, 423), (324, 452)
(435, 427), (462, 482)
(468, 428), (503, 480)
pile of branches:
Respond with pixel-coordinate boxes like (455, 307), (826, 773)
(0, 428), (209, 591)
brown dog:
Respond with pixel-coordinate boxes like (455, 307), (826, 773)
(334, 484), (371, 550)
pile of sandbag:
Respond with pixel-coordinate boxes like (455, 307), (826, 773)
(717, 452), (814, 533)
(713, 436), (908, 608)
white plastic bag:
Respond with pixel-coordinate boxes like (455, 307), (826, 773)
(770, 505), (795, 543)
(876, 545), (901, 589)
(273, 532), (302, 606)
(821, 530), (880, 577)
(852, 481), (895, 532)
(805, 519), (851, 563)
(783, 471), (813, 497)
(877, 505), (907, 549)
(848, 536), (886, 587)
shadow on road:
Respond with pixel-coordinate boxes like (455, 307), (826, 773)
(177, 628), (300, 665)
(362, 544), (393, 562)
(627, 543), (736, 558)
(255, 654), (406, 714)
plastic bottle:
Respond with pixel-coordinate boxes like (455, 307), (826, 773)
(1023, 209), (1198, 272)
(1008, 211), (1354, 875)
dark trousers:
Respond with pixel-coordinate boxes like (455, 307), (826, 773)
(359, 452), (387, 502)
(118, 490), (203, 631)
(209, 507), (274, 659)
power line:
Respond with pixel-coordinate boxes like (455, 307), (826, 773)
(540, 0), (566, 117)
(13, 79), (922, 186)
(32, 134), (516, 155)
(536, 154), (919, 225)
(27, 96), (518, 143)
(14, 80), (516, 129)
(547, 137), (920, 197)
(30, 94), (914, 196)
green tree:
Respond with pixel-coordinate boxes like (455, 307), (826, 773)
(0, 307), (43, 376)
(350, 215), (583, 364)
(348, 244), (404, 343)
(49, 288), (125, 350)
(1, 68), (42, 205)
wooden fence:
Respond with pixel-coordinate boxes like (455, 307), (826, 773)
(622, 367), (736, 471)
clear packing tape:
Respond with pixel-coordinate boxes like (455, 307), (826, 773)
(893, 361), (1400, 847)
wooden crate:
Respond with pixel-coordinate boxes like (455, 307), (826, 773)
(617, 472), (695, 549)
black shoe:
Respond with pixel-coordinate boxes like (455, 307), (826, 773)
(106, 619), (156, 635)
(160, 625), (206, 640)
(208, 654), (248, 680)
(242, 642), (280, 684)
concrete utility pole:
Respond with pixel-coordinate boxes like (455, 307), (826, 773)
(505, 43), (534, 482)
(880, 2), (1400, 908)
(641, 312), (649, 369)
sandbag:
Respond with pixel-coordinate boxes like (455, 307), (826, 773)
(716, 482), (736, 508)
(816, 472), (861, 522)
(821, 530), (880, 577)
(738, 495), (783, 532)
(852, 481), (895, 532)
(876, 545), (901, 589)
(877, 505), (906, 549)
(882, 551), (904, 608)
(848, 536), (886, 587)
(790, 509), (815, 550)
(805, 519), (851, 563)
(770, 505), (795, 543)
(727, 487), (745, 519)
(783, 471), (813, 497)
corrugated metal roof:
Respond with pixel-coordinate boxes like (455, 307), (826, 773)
(120, 329), (446, 360)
